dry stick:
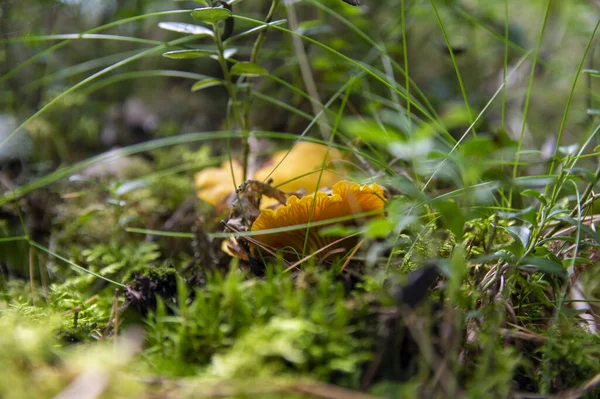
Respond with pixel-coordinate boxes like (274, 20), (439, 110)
(550, 372), (600, 399)
(340, 239), (364, 271)
(103, 289), (120, 339)
(284, 233), (360, 272)
(29, 245), (35, 305)
(223, 223), (283, 261)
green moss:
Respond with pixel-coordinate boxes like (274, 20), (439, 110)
(144, 267), (375, 386)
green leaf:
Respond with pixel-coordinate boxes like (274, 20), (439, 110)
(222, 48), (238, 59)
(563, 257), (594, 267)
(230, 62), (268, 77)
(519, 256), (568, 280)
(432, 199), (465, 238)
(191, 7), (232, 24)
(191, 79), (224, 92)
(157, 22), (213, 36)
(297, 20), (333, 35)
(363, 218), (394, 239)
(162, 50), (216, 59)
(568, 167), (598, 184)
(583, 68), (600, 76)
(521, 189), (546, 204)
(497, 206), (537, 226)
(209, 48), (238, 62)
(388, 137), (434, 161)
(342, 118), (403, 145)
(459, 136), (497, 157)
(320, 225), (358, 237)
(557, 143), (579, 156)
(500, 226), (531, 258)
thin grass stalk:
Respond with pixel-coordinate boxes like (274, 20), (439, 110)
(510, 0), (551, 189)
(547, 20), (600, 178)
(302, 79), (355, 256)
(429, 0), (476, 137)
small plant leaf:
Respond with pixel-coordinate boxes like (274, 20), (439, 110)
(223, 48), (238, 59)
(568, 167), (598, 184)
(191, 79), (224, 92)
(364, 218), (394, 239)
(432, 199), (465, 239)
(500, 225), (531, 258)
(521, 189), (546, 204)
(162, 50), (216, 59)
(230, 62), (268, 77)
(209, 48), (238, 62)
(158, 22), (213, 36)
(519, 256), (568, 279)
(191, 7), (232, 24)
(497, 206), (537, 226)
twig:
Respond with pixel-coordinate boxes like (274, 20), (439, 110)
(284, 233), (360, 272)
(341, 239), (364, 271)
(550, 372), (600, 399)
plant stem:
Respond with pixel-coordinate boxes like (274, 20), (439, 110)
(240, 0), (281, 181)
(213, 19), (247, 182)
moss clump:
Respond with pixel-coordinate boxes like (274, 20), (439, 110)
(144, 266), (376, 386)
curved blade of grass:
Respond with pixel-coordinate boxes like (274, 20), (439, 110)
(548, 19), (600, 177)
(511, 0), (552, 191)
(211, 209), (385, 239)
(0, 131), (386, 206)
(233, 15), (457, 147)
(0, 9), (191, 86)
(125, 228), (194, 238)
(0, 35), (199, 150)
(29, 241), (125, 288)
(454, 5), (600, 105)
(0, 33), (162, 46)
(307, 0), (439, 122)
(0, 236), (27, 243)
(79, 70), (210, 96)
(421, 52), (530, 191)
(541, 179), (583, 393)
(223, 19), (288, 45)
(429, 0), (476, 136)
(23, 49), (141, 92)
(251, 91), (316, 123)
(302, 77), (356, 256)
(255, 81), (398, 181)
(263, 57), (399, 174)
